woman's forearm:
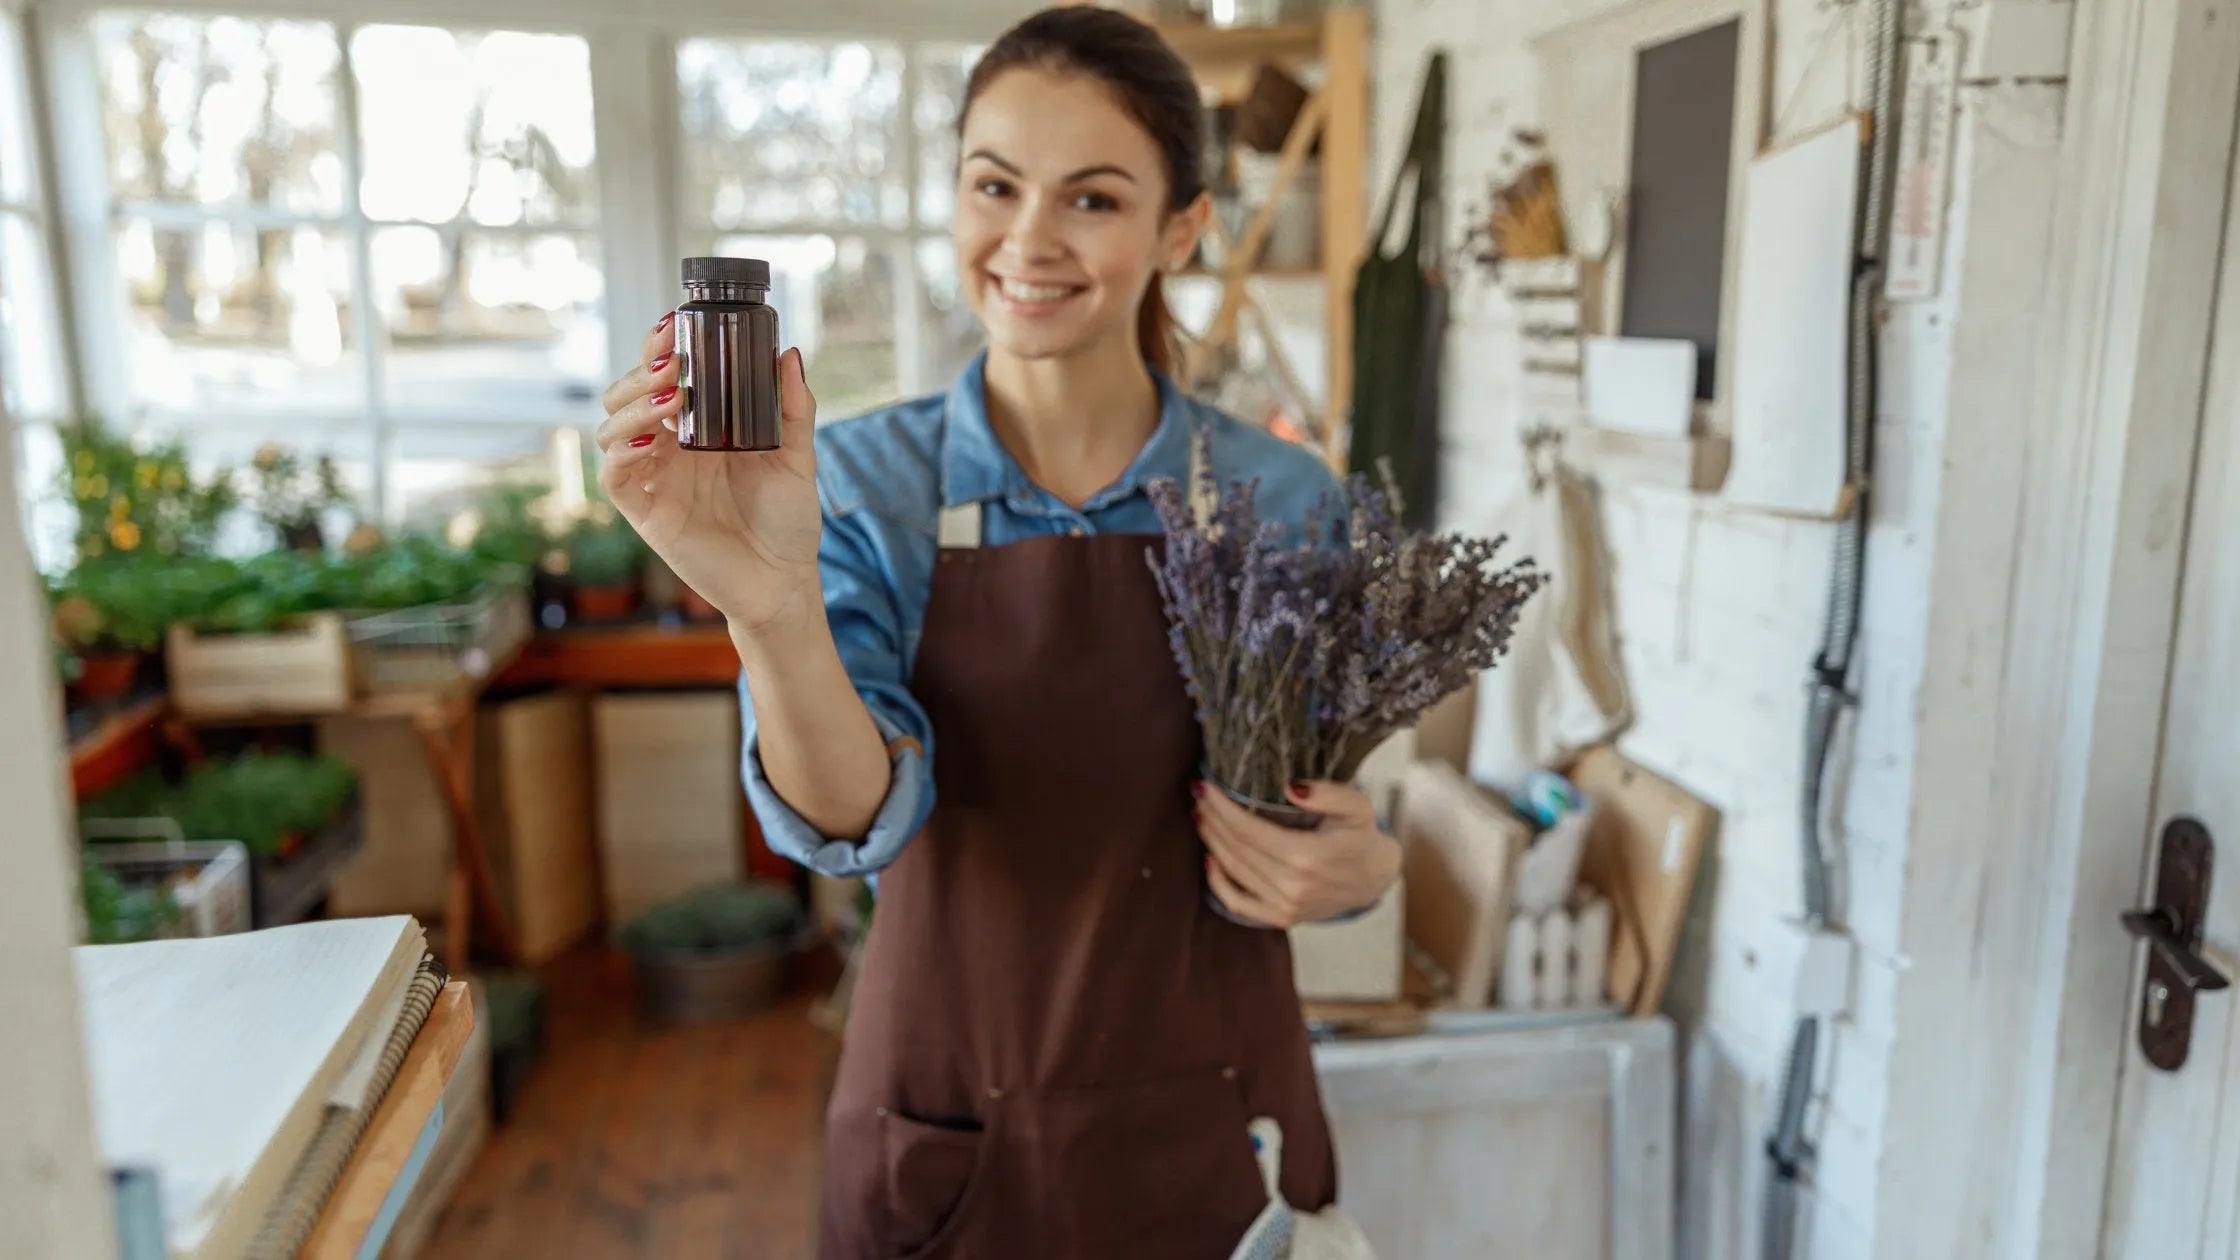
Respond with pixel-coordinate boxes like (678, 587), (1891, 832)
(733, 606), (894, 840)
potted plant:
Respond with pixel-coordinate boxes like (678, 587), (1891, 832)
(1147, 433), (1545, 826)
(49, 559), (178, 703)
(567, 508), (646, 622)
(78, 848), (183, 944)
(55, 417), (234, 565)
(618, 882), (809, 1024)
(247, 442), (353, 552)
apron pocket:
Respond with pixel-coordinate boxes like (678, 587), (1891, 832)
(880, 1107), (988, 1258)
(1039, 1069), (1269, 1255)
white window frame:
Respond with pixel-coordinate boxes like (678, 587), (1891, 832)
(20, 0), (1012, 524)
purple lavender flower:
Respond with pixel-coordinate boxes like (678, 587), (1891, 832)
(1145, 429), (1547, 802)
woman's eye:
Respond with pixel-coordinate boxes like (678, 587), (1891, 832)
(973, 178), (1014, 199)
(1073, 191), (1120, 212)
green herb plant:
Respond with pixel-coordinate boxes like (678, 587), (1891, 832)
(568, 509), (647, 589)
(81, 753), (358, 858)
(79, 850), (183, 944)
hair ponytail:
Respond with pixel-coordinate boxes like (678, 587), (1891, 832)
(961, 8), (1206, 374)
(1138, 278), (1178, 377)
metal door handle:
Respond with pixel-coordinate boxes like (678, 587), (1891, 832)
(2121, 908), (2231, 994)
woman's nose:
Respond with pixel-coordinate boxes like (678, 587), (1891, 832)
(1001, 195), (1066, 263)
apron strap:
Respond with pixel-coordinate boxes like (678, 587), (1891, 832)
(938, 501), (984, 550)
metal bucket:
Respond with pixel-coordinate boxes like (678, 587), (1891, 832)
(629, 939), (796, 1024)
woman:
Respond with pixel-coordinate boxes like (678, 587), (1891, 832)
(597, 9), (1400, 1256)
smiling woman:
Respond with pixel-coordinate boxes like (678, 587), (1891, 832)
(593, 11), (1389, 1256)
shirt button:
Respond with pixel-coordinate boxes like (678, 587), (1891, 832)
(1068, 525), (1087, 537)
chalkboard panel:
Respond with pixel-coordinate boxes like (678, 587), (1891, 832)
(1619, 19), (1740, 401)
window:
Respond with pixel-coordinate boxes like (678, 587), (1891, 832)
(75, 11), (603, 525)
(15, 12), (992, 527)
(676, 37), (981, 419)
(0, 14), (67, 423)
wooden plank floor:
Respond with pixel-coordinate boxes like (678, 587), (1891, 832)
(417, 947), (833, 1260)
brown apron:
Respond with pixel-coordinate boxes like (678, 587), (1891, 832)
(817, 505), (1337, 1260)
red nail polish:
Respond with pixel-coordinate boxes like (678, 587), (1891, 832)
(651, 386), (678, 406)
(1288, 782), (1309, 799)
(628, 433), (656, 448)
(1190, 782), (1205, 799)
(654, 312), (673, 333)
(649, 352), (673, 372)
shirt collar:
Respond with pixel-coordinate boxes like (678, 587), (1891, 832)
(939, 352), (1199, 510)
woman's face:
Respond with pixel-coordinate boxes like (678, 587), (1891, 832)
(953, 67), (1202, 365)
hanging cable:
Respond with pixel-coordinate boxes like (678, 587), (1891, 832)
(1761, 0), (1900, 1255)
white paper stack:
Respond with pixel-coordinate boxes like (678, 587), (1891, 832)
(73, 916), (430, 1260)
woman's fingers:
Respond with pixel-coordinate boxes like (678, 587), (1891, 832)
(594, 381), (686, 452)
(1196, 791), (1299, 899)
(600, 341), (682, 419)
(1206, 857), (1288, 929)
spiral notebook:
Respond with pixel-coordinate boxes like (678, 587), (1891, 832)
(73, 916), (433, 1260)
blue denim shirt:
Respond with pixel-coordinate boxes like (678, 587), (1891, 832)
(740, 354), (1340, 879)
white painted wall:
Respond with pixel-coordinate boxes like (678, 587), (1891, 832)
(1367, 2), (2067, 1255)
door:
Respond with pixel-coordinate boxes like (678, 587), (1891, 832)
(2099, 132), (2240, 1258)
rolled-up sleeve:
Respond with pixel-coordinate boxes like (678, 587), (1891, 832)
(740, 508), (935, 878)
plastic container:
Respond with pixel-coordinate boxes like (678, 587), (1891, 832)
(674, 256), (781, 452)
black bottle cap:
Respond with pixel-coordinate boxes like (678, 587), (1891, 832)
(682, 256), (772, 287)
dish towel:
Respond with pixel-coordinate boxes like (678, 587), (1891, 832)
(1466, 461), (1633, 785)
(1229, 1118), (1379, 1260)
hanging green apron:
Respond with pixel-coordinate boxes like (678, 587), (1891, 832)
(1347, 52), (1447, 529)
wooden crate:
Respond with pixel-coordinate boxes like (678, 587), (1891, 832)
(166, 612), (355, 716)
(593, 693), (744, 924)
(319, 715), (452, 919)
(475, 693), (600, 964)
(349, 589), (532, 693)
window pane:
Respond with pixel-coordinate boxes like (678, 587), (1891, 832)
(94, 13), (344, 213)
(0, 16), (37, 205)
(678, 39), (905, 229)
(1, 213), (68, 419)
(389, 423), (575, 532)
(115, 217), (358, 412)
(713, 233), (899, 420)
(370, 226), (606, 421)
(915, 236), (982, 391)
(354, 26), (597, 228)
(913, 43), (980, 227)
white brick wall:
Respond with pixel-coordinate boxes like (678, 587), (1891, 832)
(1365, 1), (2001, 1254)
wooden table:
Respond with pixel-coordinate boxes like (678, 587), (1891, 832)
(67, 624), (762, 954)
(300, 981), (476, 1260)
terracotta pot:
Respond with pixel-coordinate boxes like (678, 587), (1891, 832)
(572, 584), (639, 622)
(678, 584), (725, 623)
(75, 649), (144, 703)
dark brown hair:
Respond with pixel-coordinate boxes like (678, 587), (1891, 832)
(959, 6), (1206, 375)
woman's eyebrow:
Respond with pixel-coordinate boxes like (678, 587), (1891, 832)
(962, 150), (1138, 184)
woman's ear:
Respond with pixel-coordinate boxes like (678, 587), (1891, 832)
(1162, 192), (1214, 272)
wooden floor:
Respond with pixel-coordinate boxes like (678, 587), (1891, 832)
(418, 947), (834, 1260)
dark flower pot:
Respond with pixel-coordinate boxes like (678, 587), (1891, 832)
(280, 521), (325, 553)
(629, 940), (796, 1025)
(75, 649), (144, 703)
(572, 584), (638, 622)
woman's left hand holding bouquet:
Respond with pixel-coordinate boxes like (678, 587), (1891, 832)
(1193, 781), (1401, 927)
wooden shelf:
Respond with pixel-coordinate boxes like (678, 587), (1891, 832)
(1152, 19), (1324, 67)
(299, 981), (475, 1260)
(497, 622), (738, 689)
(69, 695), (167, 798)
(1178, 264), (1324, 280)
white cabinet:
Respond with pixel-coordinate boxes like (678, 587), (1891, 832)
(1313, 1017), (1675, 1260)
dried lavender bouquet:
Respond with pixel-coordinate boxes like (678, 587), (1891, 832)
(1147, 435), (1545, 808)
